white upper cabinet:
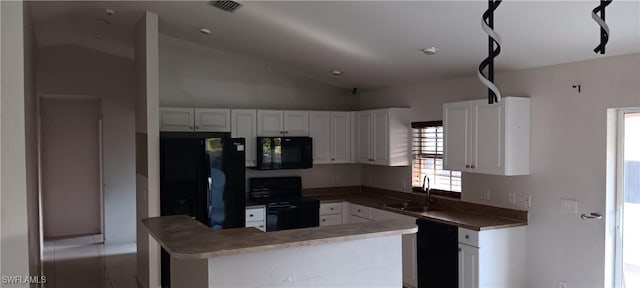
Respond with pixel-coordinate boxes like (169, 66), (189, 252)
(231, 109), (257, 167)
(443, 101), (472, 170)
(331, 112), (351, 164)
(160, 107), (231, 132)
(283, 111), (310, 136)
(356, 108), (410, 166)
(310, 111), (332, 164)
(257, 110), (284, 136)
(257, 110), (309, 136)
(372, 109), (390, 165)
(159, 107), (195, 132)
(356, 111), (373, 164)
(309, 111), (352, 164)
(194, 108), (231, 132)
(443, 97), (530, 175)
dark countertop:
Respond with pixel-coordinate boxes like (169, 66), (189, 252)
(141, 215), (417, 259)
(310, 194), (527, 231)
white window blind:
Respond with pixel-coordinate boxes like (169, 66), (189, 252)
(412, 121), (461, 192)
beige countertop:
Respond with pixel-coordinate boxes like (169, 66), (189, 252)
(311, 194), (527, 231)
(141, 215), (417, 260)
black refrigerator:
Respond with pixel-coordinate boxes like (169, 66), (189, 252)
(159, 132), (246, 287)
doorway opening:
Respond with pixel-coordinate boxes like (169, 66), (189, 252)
(40, 96), (104, 240)
(611, 109), (640, 288)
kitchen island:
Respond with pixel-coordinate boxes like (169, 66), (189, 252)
(142, 215), (417, 288)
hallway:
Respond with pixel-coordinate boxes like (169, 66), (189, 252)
(43, 235), (138, 288)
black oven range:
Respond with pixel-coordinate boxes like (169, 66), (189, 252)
(248, 176), (319, 232)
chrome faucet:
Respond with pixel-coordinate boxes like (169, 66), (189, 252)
(422, 175), (433, 204)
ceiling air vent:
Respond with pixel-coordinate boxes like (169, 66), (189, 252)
(209, 1), (243, 13)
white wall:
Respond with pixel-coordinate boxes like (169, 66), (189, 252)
(1, 0), (30, 283)
(23, 3), (42, 277)
(36, 45), (136, 243)
(40, 98), (101, 238)
(246, 164), (361, 189)
(135, 11), (161, 288)
(359, 53), (640, 288)
(159, 34), (358, 111)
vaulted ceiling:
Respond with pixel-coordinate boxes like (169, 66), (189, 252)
(29, 1), (640, 89)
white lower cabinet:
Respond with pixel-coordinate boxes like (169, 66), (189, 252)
(320, 214), (342, 226)
(319, 202), (345, 226)
(245, 206), (266, 232)
(458, 243), (479, 288)
(457, 227), (526, 288)
(346, 203), (417, 288)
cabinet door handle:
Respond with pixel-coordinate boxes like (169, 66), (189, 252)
(357, 209), (361, 212)
(322, 219), (326, 222)
(470, 165), (475, 169)
(195, 126), (200, 130)
(189, 126), (194, 130)
(249, 214), (254, 217)
(465, 165), (470, 168)
(284, 131), (289, 134)
(331, 158), (335, 161)
(465, 235), (470, 239)
(458, 248), (462, 252)
(330, 207), (334, 210)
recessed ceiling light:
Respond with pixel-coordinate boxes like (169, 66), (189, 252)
(331, 70), (343, 76)
(421, 47), (439, 55)
(199, 28), (212, 35)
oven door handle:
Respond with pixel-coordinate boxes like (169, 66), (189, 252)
(269, 204), (297, 209)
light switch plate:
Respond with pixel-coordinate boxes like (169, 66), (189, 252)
(524, 194), (532, 208)
(509, 192), (516, 204)
(560, 199), (578, 214)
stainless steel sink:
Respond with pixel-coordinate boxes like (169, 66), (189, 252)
(383, 202), (438, 212)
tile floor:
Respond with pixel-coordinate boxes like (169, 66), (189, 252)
(43, 235), (138, 288)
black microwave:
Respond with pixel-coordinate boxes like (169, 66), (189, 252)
(256, 137), (313, 170)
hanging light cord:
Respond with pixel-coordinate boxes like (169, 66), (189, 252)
(478, 0), (503, 104)
(592, 0), (612, 54)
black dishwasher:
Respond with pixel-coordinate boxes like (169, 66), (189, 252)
(416, 218), (458, 287)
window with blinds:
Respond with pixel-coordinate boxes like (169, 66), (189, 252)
(412, 121), (462, 193)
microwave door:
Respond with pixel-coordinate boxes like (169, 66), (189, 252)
(273, 138), (282, 169)
(281, 138), (298, 169)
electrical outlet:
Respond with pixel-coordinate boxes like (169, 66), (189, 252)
(480, 189), (491, 201)
(524, 194), (532, 208)
(509, 192), (516, 204)
(558, 281), (567, 288)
